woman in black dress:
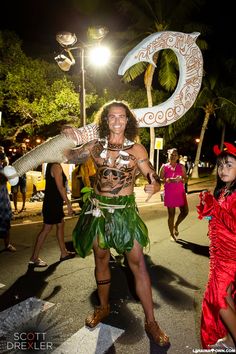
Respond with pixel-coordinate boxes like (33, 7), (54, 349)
(29, 163), (75, 267)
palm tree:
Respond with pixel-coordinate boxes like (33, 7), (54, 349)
(116, 0), (207, 164)
(191, 77), (236, 178)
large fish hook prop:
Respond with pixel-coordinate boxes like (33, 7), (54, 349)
(4, 31), (203, 185)
(119, 31), (203, 126)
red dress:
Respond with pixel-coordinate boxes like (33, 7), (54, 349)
(197, 189), (236, 348)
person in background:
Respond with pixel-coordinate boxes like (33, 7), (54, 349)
(0, 146), (9, 168)
(77, 157), (96, 207)
(71, 157), (96, 208)
(0, 168), (16, 252)
(197, 142), (236, 350)
(10, 144), (27, 214)
(159, 148), (189, 241)
(179, 155), (192, 193)
(63, 100), (169, 347)
(79, 156), (96, 189)
(29, 163), (75, 267)
(71, 164), (81, 203)
(184, 156), (193, 194)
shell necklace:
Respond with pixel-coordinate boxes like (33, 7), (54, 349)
(99, 137), (134, 165)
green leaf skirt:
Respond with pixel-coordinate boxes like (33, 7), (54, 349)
(73, 193), (149, 258)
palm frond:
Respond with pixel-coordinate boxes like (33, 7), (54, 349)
(122, 62), (148, 83)
(217, 97), (236, 108)
(158, 51), (178, 91)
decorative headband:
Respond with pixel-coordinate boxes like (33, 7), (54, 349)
(213, 142), (236, 157)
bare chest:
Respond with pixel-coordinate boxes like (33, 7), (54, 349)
(91, 143), (138, 195)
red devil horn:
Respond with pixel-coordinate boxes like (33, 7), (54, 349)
(223, 142), (236, 156)
(213, 145), (221, 156)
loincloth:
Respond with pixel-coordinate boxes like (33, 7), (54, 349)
(73, 193), (149, 257)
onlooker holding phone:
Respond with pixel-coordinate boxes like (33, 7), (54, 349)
(159, 148), (189, 240)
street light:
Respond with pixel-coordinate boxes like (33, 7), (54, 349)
(54, 27), (110, 127)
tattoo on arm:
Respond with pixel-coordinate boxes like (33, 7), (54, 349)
(147, 162), (161, 184)
(76, 149), (90, 164)
(138, 159), (161, 184)
(137, 158), (149, 165)
(147, 172), (161, 184)
(67, 147), (90, 164)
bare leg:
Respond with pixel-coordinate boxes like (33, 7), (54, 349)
(20, 192), (26, 211)
(174, 204), (189, 234)
(125, 240), (154, 321)
(93, 238), (111, 306)
(12, 192), (18, 212)
(167, 207), (176, 240)
(85, 239), (111, 328)
(220, 307), (236, 345)
(219, 284), (236, 343)
(30, 224), (52, 261)
(55, 220), (68, 258)
(125, 240), (169, 345)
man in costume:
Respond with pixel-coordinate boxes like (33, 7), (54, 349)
(63, 100), (170, 346)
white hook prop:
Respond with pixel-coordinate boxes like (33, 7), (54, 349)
(118, 31), (203, 127)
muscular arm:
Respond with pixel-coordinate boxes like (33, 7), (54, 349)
(136, 144), (161, 196)
(65, 140), (96, 164)
(62, 124), (99, 145)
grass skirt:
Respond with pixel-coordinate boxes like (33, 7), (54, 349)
(73, 193), (149, 257)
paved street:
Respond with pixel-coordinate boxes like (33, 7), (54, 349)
(0, 178), (213, 353)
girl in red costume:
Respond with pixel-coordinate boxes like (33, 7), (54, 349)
(197, 142), (236, 350)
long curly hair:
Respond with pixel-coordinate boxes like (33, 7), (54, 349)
(214, 151), (236, 199)
(94, 100), (138, 141)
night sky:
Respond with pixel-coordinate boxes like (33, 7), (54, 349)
(1, 0), (125, 58)
(1, 0), (234, 59)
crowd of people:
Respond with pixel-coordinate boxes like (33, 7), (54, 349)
(1, 100), (235, 350)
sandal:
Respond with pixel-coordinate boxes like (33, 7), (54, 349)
(209, 337), (236, 350)
(85, 305), (110, 328)
(145, 320), (170, 347)
(174, 226), (179, 238)
(19, 207), (26, 213)
(170, 234), (177, 242)
(6, 244), (16, 252)
(28, 258), (48, 267)
(60, 252), (76, 262)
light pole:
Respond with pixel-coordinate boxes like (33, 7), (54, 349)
(54, 28), (110, 127)
(79, 46), (86, 127)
